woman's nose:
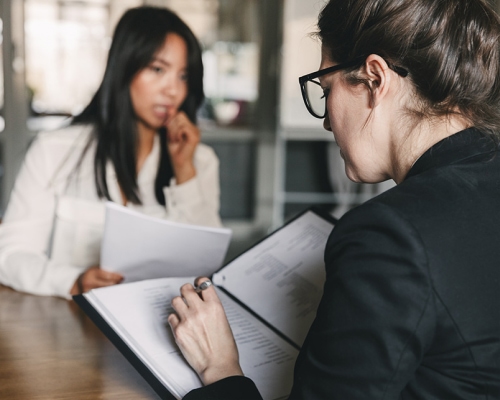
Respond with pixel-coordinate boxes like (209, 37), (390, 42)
(161, 75), (178, 96)
(323, 113), (332, 131)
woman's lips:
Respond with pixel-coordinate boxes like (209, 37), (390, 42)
(153, 105), (172, 120)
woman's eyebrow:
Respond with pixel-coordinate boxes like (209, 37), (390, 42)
(151, 57), (187, 70)
(151, 57), (170, 66)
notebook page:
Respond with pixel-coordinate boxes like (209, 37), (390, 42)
(213, 211), (334, 346)
(85, 277), (298, 399)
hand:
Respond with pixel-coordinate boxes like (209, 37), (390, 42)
(165, 111), (200, 184)
(70, 266), (123, 295)
(168, 277), (244, 385)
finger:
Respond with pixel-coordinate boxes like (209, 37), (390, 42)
(93, 280), (119, 289)
(169, 129), (192, 147)
(167, 121), (182, 141)
(100, 269), (123, 280)
(171, 295), (189, 317)
(80, 276), (114, 292)
(180, 283), (202, 305)
(164, 110), (179, 127)
(168, 115), (199, 142)
(167, 313), (180, 330)
(167, 110), (187, 127)
(169, 125), (190, 144)
(79, 269), (102, 291)
(166, 113), (184, 134)
(96, 270), (123, 284)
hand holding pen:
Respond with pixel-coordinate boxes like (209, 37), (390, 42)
(168, 277), (243, 385)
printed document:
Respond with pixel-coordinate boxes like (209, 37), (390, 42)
(213, 211), (333, 346)
(101, 202), (232, 282)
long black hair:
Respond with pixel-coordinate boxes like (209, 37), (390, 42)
(72, 6), (204, 205)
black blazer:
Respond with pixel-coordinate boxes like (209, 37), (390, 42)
(184, 128), (500, 400)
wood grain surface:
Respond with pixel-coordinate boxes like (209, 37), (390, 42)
(0, 284), (160, 400)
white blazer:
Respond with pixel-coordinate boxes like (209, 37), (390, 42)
(0, 124), (222, 298)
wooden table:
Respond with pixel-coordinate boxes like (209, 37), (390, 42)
(0, 284), (159, 399)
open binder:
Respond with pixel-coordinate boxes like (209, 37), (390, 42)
(74, 208), (336, 400)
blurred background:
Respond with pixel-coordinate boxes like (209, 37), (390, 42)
(0, 0), (499, 258)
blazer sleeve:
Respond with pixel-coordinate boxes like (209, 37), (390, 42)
(0, 136), (82, 298)
(183, 376), (263, 400)
(289, 202), (435, 399)
(163, 144), (222, 228)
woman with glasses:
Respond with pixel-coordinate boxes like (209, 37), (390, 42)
(170, 0), (500, 398)
(0, 7), (222, 298)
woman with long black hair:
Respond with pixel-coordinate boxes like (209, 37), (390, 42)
(0, 6), (221, 298)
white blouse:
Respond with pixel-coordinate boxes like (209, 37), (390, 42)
(0, 124), (222, 298)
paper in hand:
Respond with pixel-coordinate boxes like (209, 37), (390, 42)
(100, 202), (232, 282)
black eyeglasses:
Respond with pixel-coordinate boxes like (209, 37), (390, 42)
(299, 56), (408, 119)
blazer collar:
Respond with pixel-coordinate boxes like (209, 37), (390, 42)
(404, 127), (497, 181)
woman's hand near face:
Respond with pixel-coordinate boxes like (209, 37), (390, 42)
(165, 111), (200, 185)
(70, 266), (123, 295)
(168, 278), (244, 385)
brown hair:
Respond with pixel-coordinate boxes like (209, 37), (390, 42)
(318, 0), (500, 138)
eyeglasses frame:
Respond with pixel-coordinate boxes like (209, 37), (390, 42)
(299, 56), (408, 119)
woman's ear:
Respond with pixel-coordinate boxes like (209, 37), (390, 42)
(363, 54), (392, 108)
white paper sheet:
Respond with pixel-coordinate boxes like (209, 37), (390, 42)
(100, 202), (232, 282)
(213, 210), (334, 346)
